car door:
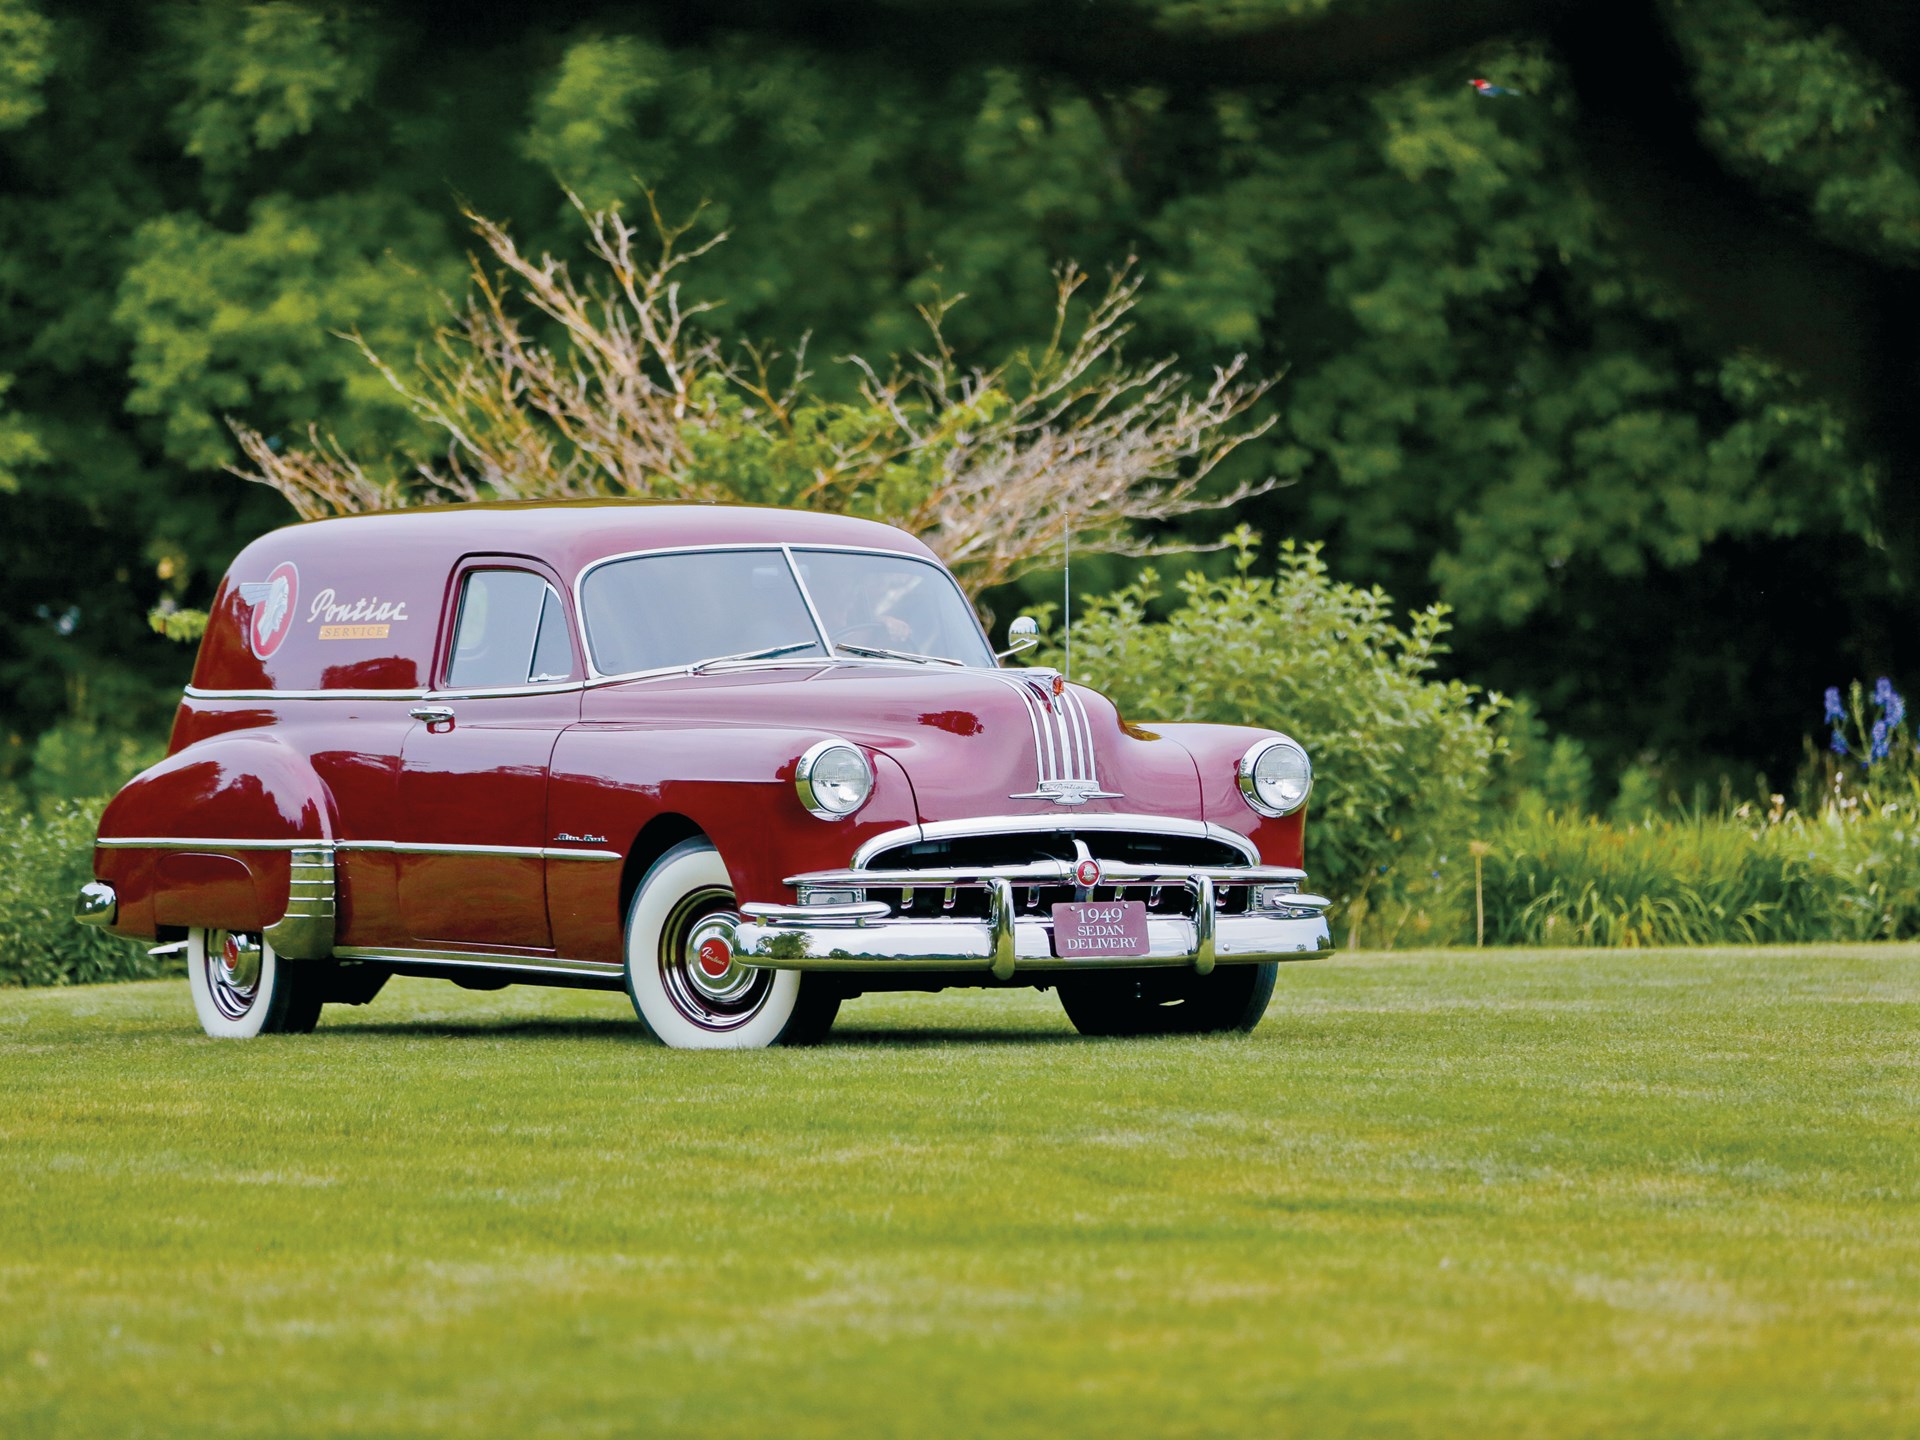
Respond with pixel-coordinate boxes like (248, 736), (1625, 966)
(395, 559), (583, 951)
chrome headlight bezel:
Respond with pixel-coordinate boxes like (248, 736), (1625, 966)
(794, 739), (874, 820)
(1237, 736), (1312, 817)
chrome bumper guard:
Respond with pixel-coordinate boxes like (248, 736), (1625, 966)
(75, 881), (117, 928)
(735, 860), (1334, 977)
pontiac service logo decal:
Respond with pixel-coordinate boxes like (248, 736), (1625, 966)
(237, 562), (298, 660)
(307, 588), (411, 641)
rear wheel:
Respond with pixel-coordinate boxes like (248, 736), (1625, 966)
(1058, 962), (1278, 1037)
(623, 839), (840, 1049)
(186, 928), (324, 1038)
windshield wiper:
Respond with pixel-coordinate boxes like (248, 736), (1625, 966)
(688, 641), (817, 675)
(834, 642), (964, 667)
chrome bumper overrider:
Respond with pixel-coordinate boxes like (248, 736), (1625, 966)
(75, 881), (117, 927)
(734, 861), (1334, 977)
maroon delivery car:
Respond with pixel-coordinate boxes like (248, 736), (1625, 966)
(77, 502), (1331, 1047)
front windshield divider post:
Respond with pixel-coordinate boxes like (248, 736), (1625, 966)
(781, 545), (836, 656)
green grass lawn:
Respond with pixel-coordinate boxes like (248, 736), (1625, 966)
(3, 947), (1917, 1439)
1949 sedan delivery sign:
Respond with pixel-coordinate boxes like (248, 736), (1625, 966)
(77, 502), (1332, 1048)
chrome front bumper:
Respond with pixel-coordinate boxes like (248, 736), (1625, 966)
(734, 862), (1334, 977)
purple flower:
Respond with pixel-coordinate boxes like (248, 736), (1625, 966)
(1831, 731), (1850, 757)
(1887, 690), (1907, 730)
(1871, 718), (1891, 762)
(1824, 687), (1844, 723)
(1875, 677), (1895, 707)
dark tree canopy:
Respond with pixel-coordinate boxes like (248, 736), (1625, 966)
(1, 0), (1915, 785)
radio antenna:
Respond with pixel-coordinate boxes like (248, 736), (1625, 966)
(1062, 507), (1072, 686)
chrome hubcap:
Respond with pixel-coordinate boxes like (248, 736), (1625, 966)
(658, 888), (767, 1031)
(206, 930), (262, 1021)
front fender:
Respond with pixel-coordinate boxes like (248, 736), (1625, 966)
(1145, 722), (1307, 868)
(93, 732), (337, 947)
(546, 724), (919, 964)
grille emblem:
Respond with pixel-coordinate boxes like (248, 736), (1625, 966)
(1074, 857), (1102, 888)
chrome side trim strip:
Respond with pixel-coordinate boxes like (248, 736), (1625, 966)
(95, 836), (618, 861)
(337, 841), (620, 862)
(187, 681), (595, 701)
(97, 836), (324, 851)
(333, 945), (623, 978)
(849, 815), (1262, 869)
(185, 686), (431, 701)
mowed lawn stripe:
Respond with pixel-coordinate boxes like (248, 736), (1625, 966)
(2, 947), (1916, 1438)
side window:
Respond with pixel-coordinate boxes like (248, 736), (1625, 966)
(446, 570), (577, 689)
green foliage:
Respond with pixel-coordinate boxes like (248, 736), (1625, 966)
(0, 0), (52, 132)
(0, 0), (1915, 784)
(1478, 812), (1847, 948)
(161, 1), (382, 179)
(1488, 696), (1594, 816)
(0, 793), (164, 987)
(147, 604), (209, 645)
(1051, 531), (1504, 902)
(1676, 0), (1920, 261)
(115, 193), (456, 469)
(23, 722), (163, 805)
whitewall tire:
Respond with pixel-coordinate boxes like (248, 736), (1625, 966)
(623, 839), (839, 1049)
(186, 928), (323, 1038)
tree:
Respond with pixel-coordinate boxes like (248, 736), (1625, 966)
(231, 198), (1278, 597)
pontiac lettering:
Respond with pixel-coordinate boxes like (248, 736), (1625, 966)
(306, 588), (409, 626)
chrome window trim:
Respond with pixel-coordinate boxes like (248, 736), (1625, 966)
(572, 541), (995, 682)
(444, 567), (583, 692)
(849, 815), (1261, 869)
(95, 836), (619, 861)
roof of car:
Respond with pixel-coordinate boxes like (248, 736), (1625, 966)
(254, 500), (940, 571)
(192, 502), (944, 694)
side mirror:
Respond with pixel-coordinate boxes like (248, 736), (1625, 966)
(995, 615), (1040, 660)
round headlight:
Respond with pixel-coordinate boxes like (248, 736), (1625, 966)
(795, 740), (874, 819)
(1238, 736), (1312, 817)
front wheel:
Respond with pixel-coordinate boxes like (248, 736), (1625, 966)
(186, 928), (324, 1038)
(1057, 962), (1278, 1038)
(623, 839), (840, 1049)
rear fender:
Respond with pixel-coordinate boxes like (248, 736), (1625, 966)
(93, 732), (338, 954)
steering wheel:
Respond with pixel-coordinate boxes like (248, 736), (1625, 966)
(835, 618), (914, 647)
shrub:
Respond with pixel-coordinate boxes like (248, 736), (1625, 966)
(0, 793), (169, 987)
(1050, 532), (1504, 913)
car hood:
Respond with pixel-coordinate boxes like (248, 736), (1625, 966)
(579, 662), (1206, 824)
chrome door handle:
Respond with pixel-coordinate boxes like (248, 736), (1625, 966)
(409, 705), (455, 724)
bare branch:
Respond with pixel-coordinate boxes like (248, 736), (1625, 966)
(223, 201), (1282, 595)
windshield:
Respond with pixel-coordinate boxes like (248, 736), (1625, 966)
(580, 546), (993, 675)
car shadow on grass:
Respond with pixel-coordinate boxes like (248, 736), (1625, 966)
(320, 1017), (639, 1040)
(317, 1017), (1085, 1047)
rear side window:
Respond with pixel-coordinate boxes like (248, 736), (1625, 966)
(446, 570), (577, 688)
